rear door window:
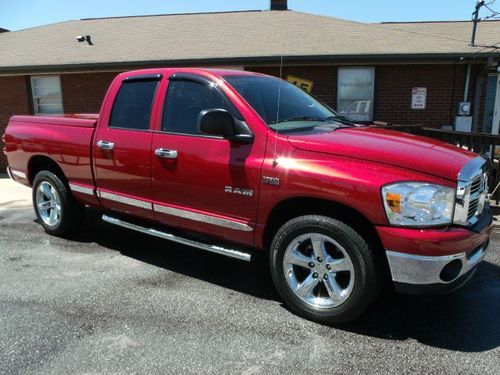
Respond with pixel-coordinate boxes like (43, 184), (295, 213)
(109, 80), (159, 130)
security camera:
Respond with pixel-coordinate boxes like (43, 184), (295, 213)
(75, 35), (86, 42)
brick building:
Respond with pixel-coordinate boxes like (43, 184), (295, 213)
(1, 0), (500, 170)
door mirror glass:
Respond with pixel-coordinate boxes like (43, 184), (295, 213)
(198, 109), (236, 137)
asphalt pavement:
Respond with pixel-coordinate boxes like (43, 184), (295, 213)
(0, 202), (499, 374)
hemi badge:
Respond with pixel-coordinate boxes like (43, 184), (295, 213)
(263, 176), (280, 186)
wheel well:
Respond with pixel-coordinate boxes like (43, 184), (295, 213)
(27, 156), (67, 186)
(262, 197), (385, 256)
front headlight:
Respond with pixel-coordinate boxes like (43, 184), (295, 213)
(382, 182), (455, 227)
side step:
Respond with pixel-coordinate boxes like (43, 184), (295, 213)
(102, 215), (252, 262)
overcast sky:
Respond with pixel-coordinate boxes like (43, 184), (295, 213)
(0, 0), (495, 31)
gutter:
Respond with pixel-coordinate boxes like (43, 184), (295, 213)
(0, 52), (499, 75)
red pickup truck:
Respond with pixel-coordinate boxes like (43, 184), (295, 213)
(3, 68), (492, 323)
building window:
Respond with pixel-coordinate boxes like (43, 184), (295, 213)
(30, 76), (64, 114)
(337, 67), (374, 122)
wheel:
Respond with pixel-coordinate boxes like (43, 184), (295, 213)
(32, 170), (84, 236)
(269, 215), (381, 324)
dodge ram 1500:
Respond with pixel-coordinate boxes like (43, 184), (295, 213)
(3, 68), (492, 323)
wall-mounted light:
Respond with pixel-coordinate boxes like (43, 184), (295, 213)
(75, 35), (93, 45)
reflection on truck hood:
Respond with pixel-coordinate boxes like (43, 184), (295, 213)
(287, 126), (476, 181)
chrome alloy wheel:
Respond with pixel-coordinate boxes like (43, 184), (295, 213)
(35, 181), (62, 227)
(283, 233), (355, 308)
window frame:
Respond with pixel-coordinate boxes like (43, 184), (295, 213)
(159, 73), (243, 139)
(336, 66), (375, 123)
(30, 75), (64, 115)
(108, 76), (161, 132)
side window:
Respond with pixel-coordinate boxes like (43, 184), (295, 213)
(109, 80), (159, 130)
(162, 80), (231, 135)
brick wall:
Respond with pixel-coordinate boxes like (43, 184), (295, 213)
(374, 64), (475, 127)
(0, 76), (31, 171)
(248, 64), (485, 128)
(61, 72), (119, 113)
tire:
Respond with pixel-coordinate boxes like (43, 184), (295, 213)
(269, 215), (382, 324)
(32, 170), (84, 236)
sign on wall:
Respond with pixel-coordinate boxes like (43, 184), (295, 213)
(287, 75), (313, 93)
(411, 87), (427, 110)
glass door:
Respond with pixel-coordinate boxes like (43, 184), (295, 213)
(484, 73), (500, 134)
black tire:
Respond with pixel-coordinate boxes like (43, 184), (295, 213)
(269, 215), (382, 324)
(32, 170), (84, 236)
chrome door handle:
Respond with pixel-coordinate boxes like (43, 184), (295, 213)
(155, 148), (178, 159)
(97, 140), (115, 150)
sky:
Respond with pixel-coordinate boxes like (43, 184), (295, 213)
(0, 0), (496, 31)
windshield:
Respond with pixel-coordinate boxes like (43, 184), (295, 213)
(224, 75), (352, 132)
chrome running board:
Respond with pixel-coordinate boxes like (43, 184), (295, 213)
(102, 215), (252, 262)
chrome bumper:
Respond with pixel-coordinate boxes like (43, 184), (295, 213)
(386, 243), (487, 285)
(6, 166), (14, 180)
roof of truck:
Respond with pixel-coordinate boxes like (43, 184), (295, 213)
(0, 10), (499, 74)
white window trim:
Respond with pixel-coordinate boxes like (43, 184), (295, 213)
(337, 66), (375, 122)
(30, 75), (64, 115)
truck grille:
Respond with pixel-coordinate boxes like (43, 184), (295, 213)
(454, 157), (488, 226)
(467, 174), (482, 222)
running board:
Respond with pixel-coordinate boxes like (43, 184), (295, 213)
(102, 215), (252, 262)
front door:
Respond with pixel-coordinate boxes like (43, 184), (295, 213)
(151, 74), (265, 246)
(93, 75), (162, 220)
(485, 73), (500, 134)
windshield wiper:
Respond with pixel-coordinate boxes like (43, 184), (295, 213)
(324, 115), (356, 126)
(270, 116), (328, 125)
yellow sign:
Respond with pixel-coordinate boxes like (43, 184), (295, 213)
(286, 75), (313, 94)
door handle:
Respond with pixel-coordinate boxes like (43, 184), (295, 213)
(97, 140), (115, 150)
(155, 148), (178, 159)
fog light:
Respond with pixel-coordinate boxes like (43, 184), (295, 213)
(440, 259), (462, 282)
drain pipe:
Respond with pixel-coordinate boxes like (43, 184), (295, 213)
(463, 63), (472, 102)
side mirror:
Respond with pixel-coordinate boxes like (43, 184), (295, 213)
(198, 109), (236, 137)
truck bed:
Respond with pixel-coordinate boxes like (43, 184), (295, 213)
(4, 114), (98, 195)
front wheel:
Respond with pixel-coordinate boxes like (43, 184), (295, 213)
(32, 171), (83, 236)
(269, 215), (381, 324)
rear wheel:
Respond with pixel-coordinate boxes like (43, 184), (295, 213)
(32, 171), (83, 236)
(270, 215), (381, 324)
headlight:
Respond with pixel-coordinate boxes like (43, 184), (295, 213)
(382, 182), (455, 227)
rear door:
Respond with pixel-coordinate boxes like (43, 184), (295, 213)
(93, 74), (162, 220)
(151, 74), (265, 246)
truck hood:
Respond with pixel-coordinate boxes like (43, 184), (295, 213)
(287, 126), (476, 181)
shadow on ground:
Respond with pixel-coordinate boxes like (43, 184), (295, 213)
(64, 208), (500, 353)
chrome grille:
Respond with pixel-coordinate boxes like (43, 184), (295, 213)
(454, 156), (488, 226)
(467, 174), (482, 222)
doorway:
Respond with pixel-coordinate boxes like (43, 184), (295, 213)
(484, 73), (500, 134)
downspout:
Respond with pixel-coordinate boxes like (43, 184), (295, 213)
(463, 64), (472, 102)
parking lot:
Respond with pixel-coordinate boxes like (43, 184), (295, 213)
(0, 183), (499, 374)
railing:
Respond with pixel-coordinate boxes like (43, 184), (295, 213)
(375, 124), (500, 201)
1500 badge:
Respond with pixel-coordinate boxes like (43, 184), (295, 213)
(225, 186), (253, 197)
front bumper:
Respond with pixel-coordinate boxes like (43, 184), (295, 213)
(377, 208), (492, 294)
(386, 241), (488, 294)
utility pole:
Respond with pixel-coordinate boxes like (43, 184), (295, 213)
(471, 0), (485, 46)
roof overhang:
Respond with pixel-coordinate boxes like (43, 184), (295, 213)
(0, 53), (499, 76)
